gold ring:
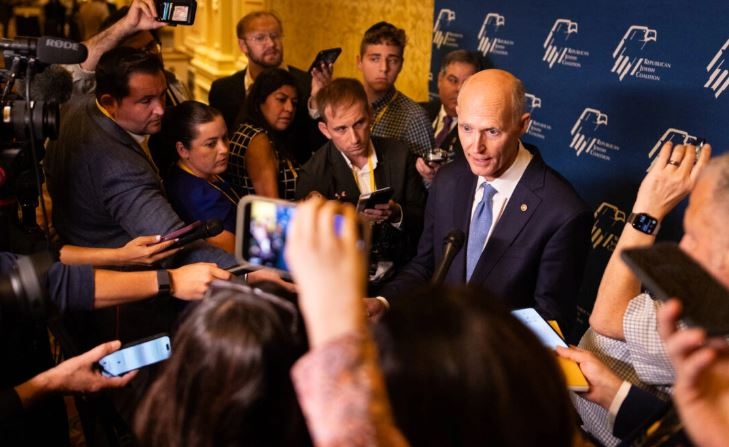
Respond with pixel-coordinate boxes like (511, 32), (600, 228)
(667, 160), (681, 167)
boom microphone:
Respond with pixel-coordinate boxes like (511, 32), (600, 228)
(0, 36), (88, 64)
(431, 229), (465, 285)
(169, 218), (223, 249)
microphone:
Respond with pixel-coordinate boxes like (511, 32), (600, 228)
(431, 229), (465, 285)
(169, 218), (223, 249)
(0, 36), (88, 64)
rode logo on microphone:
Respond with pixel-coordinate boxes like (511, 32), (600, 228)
(45, 39), (81, 51)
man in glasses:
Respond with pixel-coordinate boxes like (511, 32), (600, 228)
(209, 10), (325, 164)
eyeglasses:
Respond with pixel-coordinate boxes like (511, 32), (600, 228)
(244, 33), (283, 45)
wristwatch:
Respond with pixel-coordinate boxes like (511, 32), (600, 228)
(157, 269), (172, 295)
(627, 212), (660, 235)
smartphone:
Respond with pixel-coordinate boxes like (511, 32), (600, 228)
(98, 334), (171, 378)
(235, 195), (369, 277)
(159, 220), (201, 242)
(621, 242), (729, 335)
(156, 0), (197, 25)
(512, 308), (589, 391)
(355, 187), (394, 213)
(308, 47), (342, 73)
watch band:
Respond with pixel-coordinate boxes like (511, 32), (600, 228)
(157, 269), (171, 295)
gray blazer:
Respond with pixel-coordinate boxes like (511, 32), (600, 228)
(45, 95), (235, 267)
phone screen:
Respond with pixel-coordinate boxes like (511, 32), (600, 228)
(511, 308), (568, 349)
(240, 199), (296, 273)
(98, 335), (171, 377)
(621, 242), (729, 335)
(235, 196), (365, 276)
(511, 308), (589, 391)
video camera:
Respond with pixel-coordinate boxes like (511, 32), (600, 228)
(0, 36), (84, 252)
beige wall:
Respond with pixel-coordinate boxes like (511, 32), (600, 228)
(171, 0), (434, 102)
(270, 0), (434, 102)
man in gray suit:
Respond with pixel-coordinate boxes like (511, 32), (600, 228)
(46, 47), (233, 267)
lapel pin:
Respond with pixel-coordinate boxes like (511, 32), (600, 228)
(520, 203), (528, 212)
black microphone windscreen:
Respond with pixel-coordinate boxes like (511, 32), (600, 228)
(29, 64), (73, 103)
(36, 36), (88, 64)
(204, 218), (224, 237)
(444, 229), (465, 248)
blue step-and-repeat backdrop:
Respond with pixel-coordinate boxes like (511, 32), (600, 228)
(429, 0), (729, 335)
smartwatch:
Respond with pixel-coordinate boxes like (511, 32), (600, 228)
(157, 269), (172, 295)
(627, 212), (660, 235)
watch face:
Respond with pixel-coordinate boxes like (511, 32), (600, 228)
(632, 214), (659, 234)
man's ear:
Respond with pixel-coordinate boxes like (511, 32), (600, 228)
(238, 39), (249, 56)
(318, 121), (332, 140)
(356, 53), (362, 71)
(99, 94), (118, 115)
(175, 141), (188, 159)
(518, 112), (531, 135)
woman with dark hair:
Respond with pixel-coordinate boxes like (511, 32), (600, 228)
(286, 198), (585, 447)
(162, 100), (240, 252)
(227, 68), (300, 200)
(134, 281), (310, 446)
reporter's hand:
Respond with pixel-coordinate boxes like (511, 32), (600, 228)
(47, 341), (137, 394)
(364, 297), (387, 322)
(169, 263), (231, 300)
(121, 0), (166, 34)
(285, 198), (368, 347)
(556, 346), (623, 409)
(415, 157), (438, 183)
(362, 200), (401, 224)
(633, 141), (711, 219)
(114, 235), (180, 266)
(246, 268), (297, 294)
(310, 62), (333, 99)
(658, 299), (729, 447)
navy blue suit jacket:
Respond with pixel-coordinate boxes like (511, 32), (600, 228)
(380, 145), (591, 331)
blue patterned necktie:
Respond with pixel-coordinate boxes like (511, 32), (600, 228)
(466, 183), (497, 281)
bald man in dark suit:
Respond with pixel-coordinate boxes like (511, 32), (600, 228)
(379, 69), (592, 333)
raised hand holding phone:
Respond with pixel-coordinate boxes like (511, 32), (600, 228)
(285, 198), (367, 348)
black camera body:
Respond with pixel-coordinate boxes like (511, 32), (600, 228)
(156, 0), (197, 25)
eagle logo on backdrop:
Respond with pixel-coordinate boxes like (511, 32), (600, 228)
(570, 108), (608, 156)
(611, 26), (657, 81)
(543, 19), (579, 68)
(647, 128), (699, 171)
(592, 203), (626, 251)
(705, 38), (729, 98)
(432, 8), (462, 49)
(477, 13), (506, 56)
(525, 93), (551, 140)
(525, 93), (541, 133)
